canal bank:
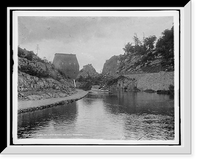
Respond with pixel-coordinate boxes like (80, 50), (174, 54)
(18, 89), (88, 114)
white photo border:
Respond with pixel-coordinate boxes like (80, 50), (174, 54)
(3, 2), (191, 154)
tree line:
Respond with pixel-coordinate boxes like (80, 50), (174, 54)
(122, 26), (174, 71)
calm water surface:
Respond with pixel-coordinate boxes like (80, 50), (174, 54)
(18, 91), (174, 140)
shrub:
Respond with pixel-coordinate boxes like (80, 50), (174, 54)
(25, 53), (33, 61)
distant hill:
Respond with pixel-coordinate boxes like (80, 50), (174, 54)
(77, 64), (99, 78)
(76, 64), (102, 90)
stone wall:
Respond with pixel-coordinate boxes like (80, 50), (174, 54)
(136, 71), (174, 91)
(107, 71), (174, 92)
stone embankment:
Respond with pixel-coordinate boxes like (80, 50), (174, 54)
(18, 89), (88, 114)
(125, 71), (174, 91)
(107, 71), (174, 94)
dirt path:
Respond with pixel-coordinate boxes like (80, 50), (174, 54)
(18, 89), (88, 112)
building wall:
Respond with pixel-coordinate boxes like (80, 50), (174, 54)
(53, 53), (79, 79)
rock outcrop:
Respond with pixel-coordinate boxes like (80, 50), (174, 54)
(76, 64), (100, 90)
(102, 55), (120, 77)
(77, 64), (98, 78)
(106, 76), (138, 92)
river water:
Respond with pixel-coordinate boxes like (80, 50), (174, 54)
(18, 91), (174, 140)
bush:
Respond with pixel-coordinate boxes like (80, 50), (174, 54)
(25, 53), (33, 61)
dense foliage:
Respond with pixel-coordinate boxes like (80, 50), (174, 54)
(156, 27), (174, 69)
(18, 47), (68, 81)
(121, 26), (174, 73)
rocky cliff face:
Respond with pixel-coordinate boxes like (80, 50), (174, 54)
(77, 64), (98, 78)
(102, 52), (168, 76)
(102, 55), (120, 77)
(18, 47), (76, 101)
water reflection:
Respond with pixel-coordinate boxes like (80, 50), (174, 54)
(18, 102), (77, 138)
(18, 91), (174, 140)
(104, 91), (174, 116)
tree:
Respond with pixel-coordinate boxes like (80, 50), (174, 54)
(143, 35), (157, 51)
(156, 26), (174, 59)
(132, 34), (144, 54)
(156, 26), (174, 70)
(43, 57), (48, 63)
(133, 33), (142, 46)
(123, 42), (133, 55)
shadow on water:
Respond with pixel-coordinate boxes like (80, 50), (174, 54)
(103, 91), (174, 116)
(18, 102), (78, 138)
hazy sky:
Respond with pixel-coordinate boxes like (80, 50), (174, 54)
(18, 16), (173, 72)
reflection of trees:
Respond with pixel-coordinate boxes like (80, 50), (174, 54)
(18, 103), (78, 137)
(103, 90), (174, 116)
(81, 93), (108, 106)
(117, 91), (137, 114)
(52, 103), (77, 125)
(104, 91), (137, 115)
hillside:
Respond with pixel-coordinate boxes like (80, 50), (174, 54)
(102, 26), (174, 76)
(102, 26), (174, 93)
(18, 47), (76, 101)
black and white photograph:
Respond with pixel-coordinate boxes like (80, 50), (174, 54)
(14, 10), (179, 144)
(10, 9), (181, 145)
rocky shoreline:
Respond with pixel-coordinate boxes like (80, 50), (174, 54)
(18, 89), (88, 114)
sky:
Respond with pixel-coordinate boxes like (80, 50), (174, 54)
(18, 16), (173, 73)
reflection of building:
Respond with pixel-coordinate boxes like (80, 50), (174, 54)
(53, 53), (79, 80)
